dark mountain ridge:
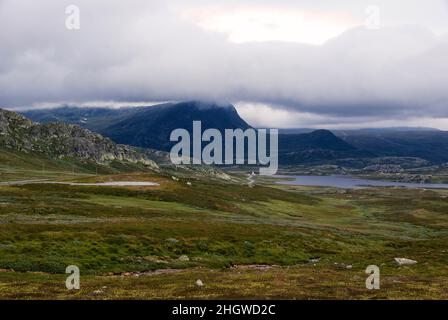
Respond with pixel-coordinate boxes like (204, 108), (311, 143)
(21, 101), (448, 165)
(103, 101), (252, 151)
(22, 101), (369, 164)
(278, 130), (372, 165)
(336, 130), (448, 164)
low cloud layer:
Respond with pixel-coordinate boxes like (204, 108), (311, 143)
(1, 0), (448, 128)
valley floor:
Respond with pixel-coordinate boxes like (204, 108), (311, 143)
(0, 170), (447, 299)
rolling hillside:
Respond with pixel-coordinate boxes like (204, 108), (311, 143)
(0, 108), (158, 173)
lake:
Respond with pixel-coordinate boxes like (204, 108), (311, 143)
(276, 175), (448, 189)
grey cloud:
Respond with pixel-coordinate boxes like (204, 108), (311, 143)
(1, 0), (448, 124)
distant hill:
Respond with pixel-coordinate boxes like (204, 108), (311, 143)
(335, 130), (448, 164)
(0, 108), (158, 170)
(280, 127), (440, 135)
(278, 130), (371, 164)
(278, 127), (448, 164)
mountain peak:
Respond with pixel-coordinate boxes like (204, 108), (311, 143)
(99, 101), (252, 151)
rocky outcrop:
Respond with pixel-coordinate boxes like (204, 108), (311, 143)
(394, 258), (417, 266)
(0, 108), (158, 169)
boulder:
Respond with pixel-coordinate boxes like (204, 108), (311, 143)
(394, 258), (417, 266)
(195, 279), (204, 287)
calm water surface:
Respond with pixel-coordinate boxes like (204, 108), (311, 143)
(276, 175), (448, 189)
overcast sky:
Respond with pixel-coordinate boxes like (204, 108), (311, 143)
(1, 0), (448, 129)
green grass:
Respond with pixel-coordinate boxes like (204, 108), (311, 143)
(0, 164), (447, 299)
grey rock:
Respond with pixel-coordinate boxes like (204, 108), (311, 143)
(394, 258), (417, 266)
(195, 279), (204, 287)
(178, 255), (190, 262)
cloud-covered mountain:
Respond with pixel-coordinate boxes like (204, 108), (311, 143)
(26, 101), (252, 151)
(23, 101), (448, 165)
(100, 101), (252, 151)
(1, 1), (448, 128)
(22, 101), (374, 165)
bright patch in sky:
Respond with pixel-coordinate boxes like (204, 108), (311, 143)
(185, 6), (362, 45)
(236, 102), (448, 130)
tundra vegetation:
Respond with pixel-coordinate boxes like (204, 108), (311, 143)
(0, 155), (447, 299)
